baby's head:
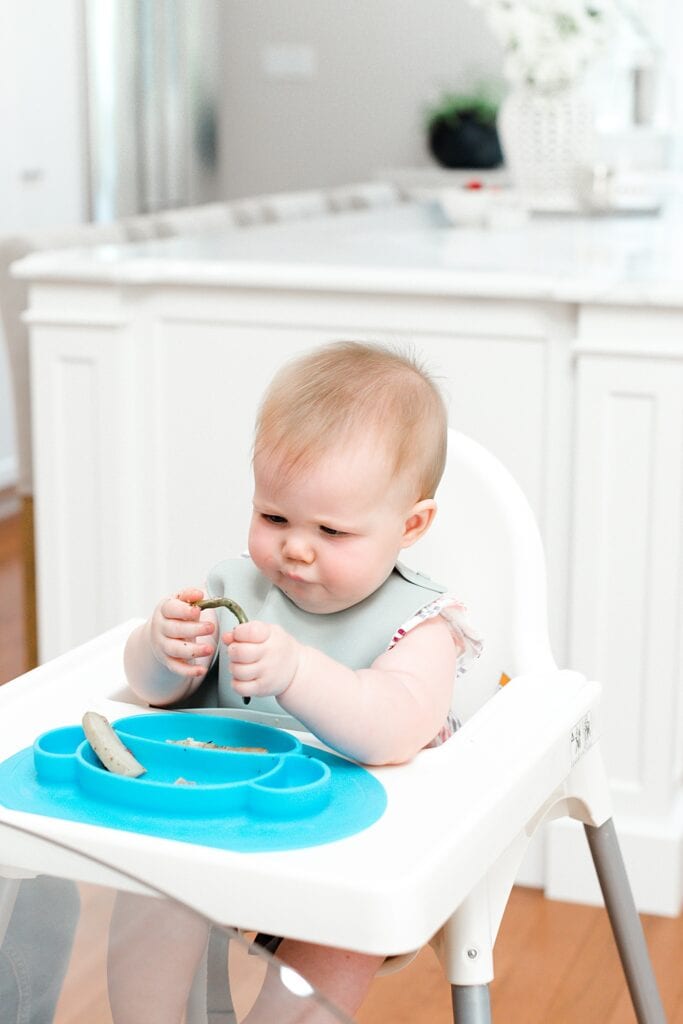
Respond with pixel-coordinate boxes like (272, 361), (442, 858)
(254, 340), (447, 503)
(249, 342), (448, 613)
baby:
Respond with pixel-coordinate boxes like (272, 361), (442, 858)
(115, 341), (481, 1023)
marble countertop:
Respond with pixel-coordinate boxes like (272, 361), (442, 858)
(12, 201), (683, 307)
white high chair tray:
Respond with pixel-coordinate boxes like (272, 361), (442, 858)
(0, 620), (597, 957)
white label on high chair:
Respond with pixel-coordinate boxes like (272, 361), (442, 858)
(570, 713), (593, 766)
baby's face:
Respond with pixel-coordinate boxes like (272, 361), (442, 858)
(248, 441), (418, 613)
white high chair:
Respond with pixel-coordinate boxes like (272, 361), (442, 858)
(0, 430), (665, 1023)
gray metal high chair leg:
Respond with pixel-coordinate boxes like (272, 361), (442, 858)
(584, 819), (666, 1024)
(451, 984), (492, 1024)
(206, 927), (236, 1023)
(186, 927), (236, 1024)
(0, 879), (21, 942)
(436, 872), (496, 1024)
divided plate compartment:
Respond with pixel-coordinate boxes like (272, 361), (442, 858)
(33, 713), (332, 820)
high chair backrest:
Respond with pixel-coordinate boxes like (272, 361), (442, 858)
(405, 429), (556, 723)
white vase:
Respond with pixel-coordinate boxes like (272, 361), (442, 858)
(497, 86), (595, 204)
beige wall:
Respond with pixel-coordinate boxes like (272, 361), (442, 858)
(216, 0), (501, 198)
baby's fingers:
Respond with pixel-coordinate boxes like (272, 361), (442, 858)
(164, 656), (208, 680)
(161, 617), (214, 643)
(162, 588), (204, 618)
(229, 620), (270, 644)
(162, 637), (215, 663)
(226, 640), (261, 666)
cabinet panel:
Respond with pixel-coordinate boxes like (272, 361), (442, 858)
(30, 324), (136, 662)
(572, 355), (683, 817)
(26, 286), (567, 676)
(142, 320), (550, 607)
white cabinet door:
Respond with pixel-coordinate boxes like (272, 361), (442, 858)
(29, 285), (573, 666)
(546, 339), (683, 916)
(142, 321), (554, 590)
(571, 352), (683, 819)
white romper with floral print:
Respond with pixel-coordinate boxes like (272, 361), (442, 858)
(387, 590), (482, 745)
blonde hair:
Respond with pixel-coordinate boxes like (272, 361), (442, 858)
(254, 341), (448, 499)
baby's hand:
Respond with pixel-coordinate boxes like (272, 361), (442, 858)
(149, 587), (216, 679)
(224, 621), (302, 699)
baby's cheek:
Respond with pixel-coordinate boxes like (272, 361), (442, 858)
(327, 550), (367, 590)
(247, 541), (269, 578)
(247, 520), (268, 564)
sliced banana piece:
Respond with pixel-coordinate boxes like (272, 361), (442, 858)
(82, 711), (146, 778)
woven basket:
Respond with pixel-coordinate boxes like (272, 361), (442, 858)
(498, 86), (595, 202)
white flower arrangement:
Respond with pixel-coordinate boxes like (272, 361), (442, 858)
(468, 0), (618, 93)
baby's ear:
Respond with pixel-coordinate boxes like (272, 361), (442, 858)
(402, 499), (437, 547)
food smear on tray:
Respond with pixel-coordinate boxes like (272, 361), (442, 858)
(166, 737), (269, 754)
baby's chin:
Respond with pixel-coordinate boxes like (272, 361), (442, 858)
(276, 582), (358, 615)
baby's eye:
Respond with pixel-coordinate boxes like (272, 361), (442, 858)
(320, 525), (346, 537)
(262, 514), (287, 525)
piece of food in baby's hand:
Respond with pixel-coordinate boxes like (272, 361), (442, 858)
(190, 597), (248, 623)
(189, 595), (252, 705)
(82, 711), (146, 778)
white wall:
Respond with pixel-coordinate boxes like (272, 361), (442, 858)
(216, 0), (501, 198)
(0, 0), (86, 232)
(215, 0), (683, 199)
(0, 0), (87, 504)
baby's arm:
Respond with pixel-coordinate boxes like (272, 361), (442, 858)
(224, 616), (457, 765)
(124, 588), (217, 706)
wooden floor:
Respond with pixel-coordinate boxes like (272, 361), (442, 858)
(0, 509), (27, 685)
(2, 511), (682, 1022)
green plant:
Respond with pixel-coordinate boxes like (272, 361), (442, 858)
(426, 86), (501, 131)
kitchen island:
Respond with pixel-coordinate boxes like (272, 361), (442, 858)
(14, 199), (683, 913)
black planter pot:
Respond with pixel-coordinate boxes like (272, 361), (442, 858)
(429, 113), (503, 170)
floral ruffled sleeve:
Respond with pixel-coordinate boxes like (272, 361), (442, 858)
(386, 594), (484, 747)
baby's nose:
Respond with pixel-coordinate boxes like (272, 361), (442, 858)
(283, 533), (315, 563)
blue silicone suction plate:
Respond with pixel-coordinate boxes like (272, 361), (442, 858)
(0, 712), (386, 851)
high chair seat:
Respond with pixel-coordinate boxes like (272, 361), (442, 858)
(0, 430), (664, 1022)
